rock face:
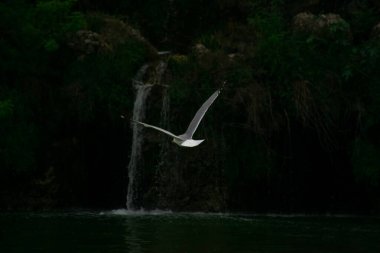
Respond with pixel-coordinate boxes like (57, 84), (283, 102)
(68, 30), (109, 55)
(293, 12), (351, 39)
(192, 43), (210, 57)
(96, 17), (152, 50)
(371, 22), (380, 39)
(68, 14), (157, 58)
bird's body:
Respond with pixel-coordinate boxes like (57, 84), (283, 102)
(172, 136), (204, 147)
(133, 88), (221, 147)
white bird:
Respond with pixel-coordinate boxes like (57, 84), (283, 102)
(133, 88), (222, 147)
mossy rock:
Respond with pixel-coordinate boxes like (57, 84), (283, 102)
(293, 12), (352, 40)
(372, 22), (380, 39)
(68, 13), (157, 58)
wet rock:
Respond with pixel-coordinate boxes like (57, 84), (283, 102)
(192, 43), (210, 57)
(293, 12), (351, 40)
(293, 12), (315, 32)
(169, 54), (188, 64)
(228, 53), (242, 61)
(68, 30), (109, 55)
(371, 22), (380, 39)
(96, 16), (157, 57)
(68, 14), (157, 59)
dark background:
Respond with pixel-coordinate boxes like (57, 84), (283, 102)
(1, 0), (380, 214)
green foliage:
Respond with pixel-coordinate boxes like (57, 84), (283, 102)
(0, 95), (38, 175)
(34, 0), (86, 51)
(348, 1), (379, 40)
(34, 0), (85, 31)
(167, 54), (198, 102)
(244, 4), (364, 140)
(0, 0), (86, 78)
(198, 34), (223, 51)
(249, 7), (354, 86)
(44, 38), (60, 52)
(352, 139), (380, 187)
(0, 123), (38, 174)
(66, 38), (148, 120)
(226, 64), (253, 86)
(248, 3), (301, 86)
(0, 99), (14, 119)
(248, 1), (285, 37)
(0, 0), (84, 175)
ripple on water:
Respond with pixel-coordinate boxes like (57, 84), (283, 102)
(1, 211), (380, 253)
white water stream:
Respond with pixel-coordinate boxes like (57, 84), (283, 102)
(127, 60), (168, 210)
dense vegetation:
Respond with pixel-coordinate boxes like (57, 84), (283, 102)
(1, 0), (380, 213)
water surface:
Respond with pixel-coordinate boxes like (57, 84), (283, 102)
(1, 210), (379, 253)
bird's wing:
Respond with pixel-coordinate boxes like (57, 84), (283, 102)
(183, 89), (221, 138)
(133, 120), (179, 139)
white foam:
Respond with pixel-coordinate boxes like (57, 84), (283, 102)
(100, 209), (173, 216)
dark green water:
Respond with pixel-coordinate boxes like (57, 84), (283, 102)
(1, 210), (380, 253)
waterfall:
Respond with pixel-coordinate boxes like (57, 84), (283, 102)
(154, 87), (171, 207)
(126, 60), (169, 210)
(157, 88), (170, 169)
(126, 64), (152, 210)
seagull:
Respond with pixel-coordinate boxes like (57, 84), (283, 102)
(133, 88), (222, 147)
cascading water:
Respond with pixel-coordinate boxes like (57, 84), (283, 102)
(155, 62), (170, 147)
(127, 64), (152, 210)
(126, 59), (169, 210)
(153, 86), (171, 207)
(156, 88), (170, 170)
